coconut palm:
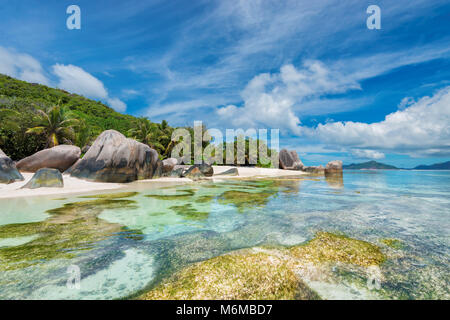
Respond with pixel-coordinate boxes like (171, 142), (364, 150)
(128, 118), (164, 151)
(26, 104), (79, 148)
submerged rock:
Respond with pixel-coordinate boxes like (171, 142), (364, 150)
(16, 145), (81, 173)
(0, 148), (24, 184)
(279, 149), (304, 170)
(141, 231), (387, 300)
(290, 232), (386, 267)
(21, 168), (64, 189)
(215, 167), (239, 176)
(141, 249), (320, 300)
(69, 130), (160, 183)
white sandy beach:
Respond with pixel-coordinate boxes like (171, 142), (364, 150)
(0, 166), (306, 199)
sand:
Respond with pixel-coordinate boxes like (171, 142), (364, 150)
(0, 166), (306, 199)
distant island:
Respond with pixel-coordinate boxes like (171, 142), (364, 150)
(343, 161), (398, 170)
(343, 160), (450, 170)
(413, 161), (450, 170)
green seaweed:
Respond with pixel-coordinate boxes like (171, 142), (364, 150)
(169, 204), (209, 221)
(0, 198), (141, 271)
(380, 238), (403, 249)
(78, 192), (140, 199)
(290, 231), (386, 267)
(218, 190), (277, 212)
(145, 189), (195, 201)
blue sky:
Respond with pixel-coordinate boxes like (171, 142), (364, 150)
(1, 0), (449, 167)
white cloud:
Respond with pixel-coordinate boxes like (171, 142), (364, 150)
(107, 98), (127, 113)
(216, 61), (360, 134)
(308, 87), (450, 157)
(0, 46), (49, 85)
(350, 149), (385, 160)
(52, 64), (126, 112)
(52, 64), (108, 99)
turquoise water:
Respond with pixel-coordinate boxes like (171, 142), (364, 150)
(0, 170), (448, 299)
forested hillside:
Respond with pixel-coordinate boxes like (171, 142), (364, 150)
(0, 74), (173, 160)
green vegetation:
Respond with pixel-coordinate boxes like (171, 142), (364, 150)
(0, 74), (179, 160)
(26, 104), (79, 148)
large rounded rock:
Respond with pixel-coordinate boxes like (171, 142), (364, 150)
(21, 168), (63, 189)
(16, 145), (81, 173)
(279, 149), (304, 170)
(162, 158), (178, 173)
(69, 130), (160, 183)
(0, 148), (24, 184)
(325, 160), (343, 175)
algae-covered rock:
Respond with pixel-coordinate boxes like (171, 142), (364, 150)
(141, 249), (320, 300)
(21, 168), (63, 189)
(139, 231), (389, 300)
(290, 232), (386, 267)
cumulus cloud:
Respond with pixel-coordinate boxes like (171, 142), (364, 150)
(0, 46), (49, 85)
(216, 61), (360, 134)
(52, 64), (108, 99)
(106, 98), (127, 113)
(52, 64), (126, 112)
(350, 149), (385, 160)
(308, 87), (450, 157)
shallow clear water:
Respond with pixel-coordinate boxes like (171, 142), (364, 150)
(0, 170), (449, 299)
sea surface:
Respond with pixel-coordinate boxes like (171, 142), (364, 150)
(0, 170), (448, 299)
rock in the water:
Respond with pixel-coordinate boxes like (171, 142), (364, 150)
(166, 168), (184, 178)
(304, 165), (325, 175)
(0, 148), (24, 184)
(184, 167), (205, 180)
(69, 130), (160, 183)
(22, 168), (63, 189)
(162, 158), (178, 173)
(16, 145), (81, 173)
(279, 149), (304, 170)
(183, 163), (214, 177)
(215, 167), (239, 176)
(325, 160), (343, 174)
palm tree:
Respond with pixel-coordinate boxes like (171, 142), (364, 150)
(128, 118), (164, 151)
(26, 104), (79, 148)
(128, 118), (178, 157)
